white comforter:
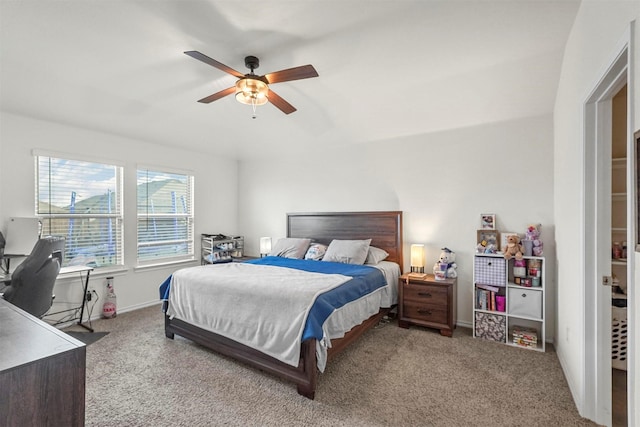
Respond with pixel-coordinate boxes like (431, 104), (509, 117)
(167, 262), (350, 367)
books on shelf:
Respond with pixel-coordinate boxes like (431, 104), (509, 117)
(475, 288), (505, 312)
(512, 326), (538, 348)
(476, 283), (500, 292)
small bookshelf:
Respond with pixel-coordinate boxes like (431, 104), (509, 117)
(473, 253), (545, 351)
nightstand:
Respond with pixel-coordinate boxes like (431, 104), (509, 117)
(398, 273), (457, 337)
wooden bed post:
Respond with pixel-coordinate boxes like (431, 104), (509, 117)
(164, 314), (174, 339)
(296, 340), (318, 399)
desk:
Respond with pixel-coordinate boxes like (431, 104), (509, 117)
(1, 253), (28, 274)
(0, 263), (94, 331)
(0, 299), (86, 426)
(48, 265), (94, 332)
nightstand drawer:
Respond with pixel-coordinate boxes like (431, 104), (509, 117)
(402, 283), (448, 305)
(402, 300), (448, 324)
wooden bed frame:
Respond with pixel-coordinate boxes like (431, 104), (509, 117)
(164, 211), (403, 399)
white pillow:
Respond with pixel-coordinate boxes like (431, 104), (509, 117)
(365, 246), (389, 265)
(269, 238), (311, 259)
(322, 239), (372, 265)
(304, 243), (328, 261)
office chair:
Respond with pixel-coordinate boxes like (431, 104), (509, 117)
(2, 236), (65, 318)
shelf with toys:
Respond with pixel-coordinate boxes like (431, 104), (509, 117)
(473, 222), (545, 352)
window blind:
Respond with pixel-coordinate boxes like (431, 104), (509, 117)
(35, 155), (123, 268)
(137, 168), (194, 264)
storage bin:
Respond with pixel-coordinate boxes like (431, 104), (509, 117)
(474, 256), (506, 286)
(508, 288), (542, 319)
(474, 312), (506, 343)
(612, 306), (628, 370)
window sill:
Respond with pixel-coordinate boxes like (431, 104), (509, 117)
(134, 258), (198, 272)
(55, 266), (129, 282)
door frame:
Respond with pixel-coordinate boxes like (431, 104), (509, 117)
(583, 27), (634, 426)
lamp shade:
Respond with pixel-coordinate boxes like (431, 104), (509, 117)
(259, 237), (272, 257)
(236, 77), (269, 106)
(410, 244), (425, 273)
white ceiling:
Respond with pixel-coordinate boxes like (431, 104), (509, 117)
(0, 1), (580, 160)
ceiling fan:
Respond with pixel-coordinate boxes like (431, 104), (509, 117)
(185, 51), (319, 116)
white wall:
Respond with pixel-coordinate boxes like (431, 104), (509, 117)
(0, 112), (238, 315)
(238, 114), (555, 333)
(554, 1), (640, 423)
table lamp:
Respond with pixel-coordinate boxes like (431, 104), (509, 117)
(410, 244), (425, 275)
(259, 237), (272, 257)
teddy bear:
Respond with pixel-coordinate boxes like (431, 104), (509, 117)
(503, 234), (524, 260)
(525, 224), (543, 256)
(433, 247), (458, 278)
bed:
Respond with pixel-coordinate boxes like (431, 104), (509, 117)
(162, 211), (403, 399)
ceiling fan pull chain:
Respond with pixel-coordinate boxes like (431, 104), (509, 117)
(251, 97), (258, 119)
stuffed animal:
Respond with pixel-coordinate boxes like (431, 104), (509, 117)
(484, 243), (497, 254)
(525, 224), (543, 256)
(433, 247), (458, 278)
(477, 240), (497, 254)
(503, 234), (524, 260)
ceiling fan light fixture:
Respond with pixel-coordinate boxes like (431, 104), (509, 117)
(235, 77), (269, 106)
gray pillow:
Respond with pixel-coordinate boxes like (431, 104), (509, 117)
(322, 239), (372, 265)
(365, 246), (389, 265)
(269, 238), (311, 259)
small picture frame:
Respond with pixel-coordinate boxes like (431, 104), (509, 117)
(480, 214), (496, 230)
(477, 229), (499, 248)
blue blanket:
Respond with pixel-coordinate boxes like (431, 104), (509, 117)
(159, 256), (386, 341)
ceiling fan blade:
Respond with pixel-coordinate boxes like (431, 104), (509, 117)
(197, 86), (236, 104)
(267, 89), (296, 114)
(264, 65), (318, 84)
(184, 51), (245, 78)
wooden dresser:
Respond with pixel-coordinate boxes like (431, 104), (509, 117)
(0, 299), (86, 426)
(398, 273), (457, 337)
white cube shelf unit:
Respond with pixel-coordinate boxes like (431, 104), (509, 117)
(473, 253), (546, 351)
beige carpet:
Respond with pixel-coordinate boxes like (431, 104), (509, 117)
(75, 305), (597, 426)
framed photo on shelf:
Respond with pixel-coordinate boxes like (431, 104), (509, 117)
(480, 213), (496, 230)
(477, 229), (499, 248)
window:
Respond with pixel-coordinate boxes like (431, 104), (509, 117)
(35, 154), (123, 268)
(137, 168), (194, 264)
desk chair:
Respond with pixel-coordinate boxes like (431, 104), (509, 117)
(2, 236), (65, 318)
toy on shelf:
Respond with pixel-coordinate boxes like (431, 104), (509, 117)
(476, 240), (498, 254)
(503, 234), (524, 260)
(525, 224), (543, 256)
(433, 247), (458, 280)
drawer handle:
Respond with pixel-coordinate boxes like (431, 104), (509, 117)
(418, 292), (432, 298)
(521, 293), (527, 298)
(417, 308), (433, 315)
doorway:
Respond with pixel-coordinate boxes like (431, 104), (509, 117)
(583, 40), (632, 426)
(611, 84), (628, 427)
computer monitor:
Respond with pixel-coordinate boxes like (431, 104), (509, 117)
(4, 217), (40, 256)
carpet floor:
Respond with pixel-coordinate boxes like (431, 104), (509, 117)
(82, 305), (597, 426)
(63, 331), (109, 346)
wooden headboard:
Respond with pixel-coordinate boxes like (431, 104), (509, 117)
(287, 211), (403, 272)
